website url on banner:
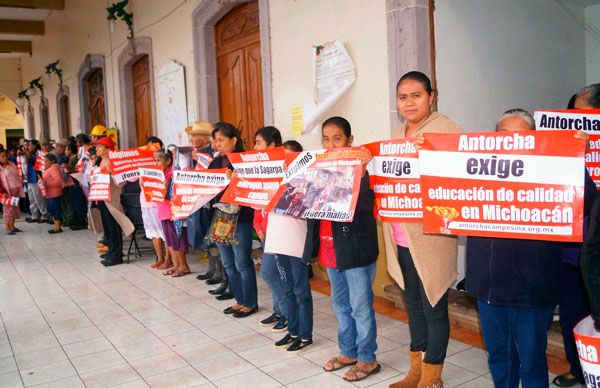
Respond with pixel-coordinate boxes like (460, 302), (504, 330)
(234, 196), (268, 206)
(449, 221), (572, 235)
(379, 210), (423, 218)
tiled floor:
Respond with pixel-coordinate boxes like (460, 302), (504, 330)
(0, 222), (562, 387)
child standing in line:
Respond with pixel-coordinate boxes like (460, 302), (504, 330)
(42, 153), (65, 234)
(253, 126), (289, 332)
(309, 116), (381, 382)
(270, 139), (314, 353)
(155, 148), (189, 277)
(0, 149), (25, 235)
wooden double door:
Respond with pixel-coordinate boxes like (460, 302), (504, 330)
(132, 55), (153, 146)
(215, 0), (264, 149)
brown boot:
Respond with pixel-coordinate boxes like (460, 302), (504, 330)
(417, 362), (444, 388)
(389, 351), (422, 388)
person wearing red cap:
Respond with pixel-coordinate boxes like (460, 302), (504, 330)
(94, 137), (124, 266)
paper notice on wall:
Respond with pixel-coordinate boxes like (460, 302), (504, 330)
(301, 39), (356, 134)
(158, 60), (188, 147)
(291, 106), (304, 136)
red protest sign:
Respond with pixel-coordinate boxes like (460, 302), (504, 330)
(193, 151), (213, 171)
(138, 168), (166, 203)
(108, 147), (156, 184)
(1, 196), (19, 206)
(221, 147), (286, 210)
(535, 109), (600, 186)
(88, 168), (111, 201)
(364, 139), (421, 222)
(268, 148), (364, 222)
(34, 151), (47, 172)
(574, 316), (600, 383)
(171, 169), (230, 220)
(419, 130), (585, 242)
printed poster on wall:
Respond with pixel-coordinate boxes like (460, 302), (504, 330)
(364, 139), (422, 222)
(299, 39), (356, 134)
(108, 148), (156, 184)
(220, 147), (286, 210)
(268, 148), (365, 222)
(88, 169), (111, 201)
(171, 169), (230, 220)
(158, 60), (188, 147)
(419, 131), (585, 242)
(535, 109), (600, 186)
(138, 168), (166, 203)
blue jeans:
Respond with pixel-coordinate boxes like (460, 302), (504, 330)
(261, 253), (286, 319)
(217, 222), (257, 308)
(275, 254), (313, 340)
(478, 300), (554, 388)
(326, 262), (377, 363)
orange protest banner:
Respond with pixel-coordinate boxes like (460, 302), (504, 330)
(535, 109), (600, 186)
(88, 168), (111, 201)
(364, 139), (421, 222)
(573, 316), (600, 385)
(419, 130), (585, 242)
(268, 148), (364, 222)
(108, 147), (156, 184)
(221, 147), (286, 210)
(138, 168), (166, 203)
(171, 169), (230, 220)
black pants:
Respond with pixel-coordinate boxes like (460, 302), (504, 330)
(69, 184), (88, 227)
(559, 263), (589, 381)
(98, 201), (123, 262)
(397, 245), (450, 364)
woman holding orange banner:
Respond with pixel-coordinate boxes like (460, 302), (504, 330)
(206, 122), (258, 318)
(384, 71), (462, 388)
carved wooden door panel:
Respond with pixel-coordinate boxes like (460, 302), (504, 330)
(87, 69), (106, 128)
(215, 0), (264, 149)
(59, 96), (71, 138)
(132, 55), (153, 146)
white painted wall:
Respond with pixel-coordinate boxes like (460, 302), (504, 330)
(18, 0), (203, 142)
(586, 4), (600, 84)
(269, 0), (390, 150)
(435, 0), (587, 133)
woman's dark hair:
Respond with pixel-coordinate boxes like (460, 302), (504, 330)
(75, 133), (90, 145)
(255, 126), (282, 147)
(567, 94), (577, 109)
(212, 121), (245, 152)
(154, 148), (173, 163)
(44, 153), (57, 163)
(396, 71), (433, 95)
(30, 140), (41, 151)
(146, 136), (164, 147)
(283, 140), (303, 152)
(322, 116), (352, 138)
(0, 149), (8, 156)
(67, 144), (78, 155)
(88, 146), (97, 156)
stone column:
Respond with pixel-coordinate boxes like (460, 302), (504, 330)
(386, 0), (433, 132)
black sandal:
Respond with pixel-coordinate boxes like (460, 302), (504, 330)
(552, 374), (580, 387)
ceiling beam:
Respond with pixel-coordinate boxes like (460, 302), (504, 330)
(0, 19), (44, 35)
(0, 0), (64, 10)
(0, 40), (31, 53)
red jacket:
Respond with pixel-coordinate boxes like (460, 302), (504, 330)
(43, 164), (64, 199)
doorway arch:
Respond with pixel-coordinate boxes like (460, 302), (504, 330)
(118, 37), (156, 148)
(191, 0), (273, 127)
(77, 54), (108, 133)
